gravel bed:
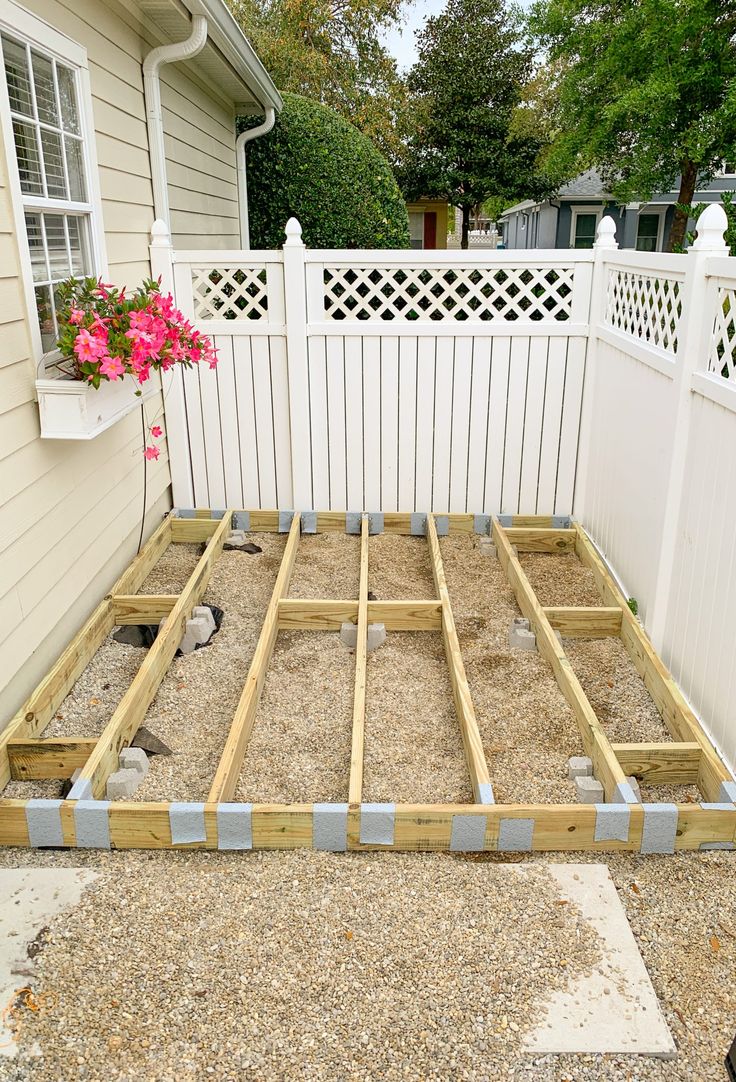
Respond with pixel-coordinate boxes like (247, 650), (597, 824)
(1, 846), (735, 1082)
(138, 541), (203, 593)
(519, 553), (601, 607)
(235, 632), (352, 803)
(368, 533), (436, 598)
(362, 631), (472, 804)
(129, 536), (286, 802)
(441, 535), (579, 804)
(288, 533), (361, 598)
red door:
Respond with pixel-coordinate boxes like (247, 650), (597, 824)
(423, 211), (437, 249)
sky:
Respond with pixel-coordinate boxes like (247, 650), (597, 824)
(382, 0), (534, 72)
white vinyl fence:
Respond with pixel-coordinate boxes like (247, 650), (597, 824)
(150, 205), (736, 770)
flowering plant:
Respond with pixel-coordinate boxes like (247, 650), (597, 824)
(55, 277), (218, 388)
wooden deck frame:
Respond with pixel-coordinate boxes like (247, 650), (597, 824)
(0, 510), (734, 853)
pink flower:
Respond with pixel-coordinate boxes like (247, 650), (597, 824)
(74, 328), (108, 362)
(99, 355), (126, 381)
(69, 308), (85, 325)
(151, 425), (163, 438)
(144, 445), (160, 461)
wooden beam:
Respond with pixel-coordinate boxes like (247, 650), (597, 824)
(0, 516), (172, 792)
(503, 527), (576, 553)
(573, 525), (732, 802)
(74, 513), (233, 799)
(493, 519), (628, 802)
(612, 742), (702, 785)
(208, 514), (302, 803)
(112, 595), (179, 624)
(170, 517), (221, 542)
(277, 598), (442, 630)
(348, 517), (369, 844)
(8, 738), (98, 780)
(543, 606), (622, 637)
(426, 514), (494, 804)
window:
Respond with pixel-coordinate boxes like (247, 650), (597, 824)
(636, 211), (663, 252)
(0, 9), (102, 358)
(570, 209), (600, 249)
(408, 211), (424, 250)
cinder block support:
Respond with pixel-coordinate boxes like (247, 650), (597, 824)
(575, 776), (605, 804)
(119, 747), (149, 777)
(192, 606), (217, 636)
(340, 621), (386, 652)
(106, 769), (142, 800)
(478, 537), (497, 558)
(568, 756), (593, 779)
(509, 617), (536, 650)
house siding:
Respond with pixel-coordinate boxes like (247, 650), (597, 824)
(0, 0), (242, 725)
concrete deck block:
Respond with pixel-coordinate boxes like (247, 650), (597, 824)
(192, 606), (217, 635)
(568, 756), (593, 779)
(178, 615), (213, 654)
(106, 769), (141, 800)
(575, 776), (605, 804)
(479, 537), (497, 557)
(509, 626), (536, 651)
(119, 747), (149, 777)
(340, 621), (386, 652)
(226, 530), (246, 546)
(512, 616), (530, 630)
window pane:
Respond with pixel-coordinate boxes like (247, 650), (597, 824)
(40, 128), (67, 198)
(12, 119), (43, 194)
(573, 213), (598, 249)
(67, 216), (91, 276)
(31, 50), (58, 125)
(43, 214), (70, 280)
(2, 35), (33, 116)
(636, 214), (659, 252)
(24, 212), (48, 282)
(64, 135), (86, 201)
(34, 284), (56, 350)
(57, 65), (79, 134)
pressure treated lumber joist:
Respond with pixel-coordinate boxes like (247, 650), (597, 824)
(503, 528), (576, 553)
(112, 595), (179, 623)
(493, 518), (629, 802)
(7, 738), (97, 780)
(348, 516), (370, 845)
(612, 742), (702, 785)
(543, 607), (622, 638)
(208, 514), (302, 803)
(73, 513), (234, 799)
(277, 598), (442, 630)
(572, 525), (732, 802)
(427, 514), (494, 804)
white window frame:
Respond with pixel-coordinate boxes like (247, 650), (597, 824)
(569, 205), (602, 249)
(0, 0), (106, 373)
(635, 206), (666, 253)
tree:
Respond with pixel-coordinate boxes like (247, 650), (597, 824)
(529, 0), (736, 251)
(397, 0), (547, 248)
(228, 0), (410, 162)
(241, 93), (410, 249)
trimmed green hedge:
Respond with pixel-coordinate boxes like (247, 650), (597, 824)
(240, 93), (410, 249)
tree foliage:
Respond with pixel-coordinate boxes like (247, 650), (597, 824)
(396, 0), (550, 247)
(241, 93), (410, 249)
(228, 0), (409, 161)
(529, 0), (736, 250)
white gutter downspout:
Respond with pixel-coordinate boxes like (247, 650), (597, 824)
(236, 107), (276, 248)
(143, 15), (208, 226)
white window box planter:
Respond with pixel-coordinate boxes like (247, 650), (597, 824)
(37, 371), (161, 440)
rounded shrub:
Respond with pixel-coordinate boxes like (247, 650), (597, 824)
(240, 93), (410, 249)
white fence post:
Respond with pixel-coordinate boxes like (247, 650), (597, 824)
(150, 219), (194, 507)
(648, 204), (729, 648)
(282, 218), (313, 510)
(572, 216), (618, 519)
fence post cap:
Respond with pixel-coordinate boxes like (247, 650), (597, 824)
(283, 218), (304, 247)
(150, 218), (171, 246)
(691, 203), (729, 252)
(594, 216), (618, 249)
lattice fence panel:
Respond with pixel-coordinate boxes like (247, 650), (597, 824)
(322, 266), (575, 322)
(708, 287), (736, 382)
(605, 269), (682, 354)
(191, 267), (269, 320)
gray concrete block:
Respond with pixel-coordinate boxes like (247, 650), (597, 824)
(509, 626), (536, 651)
(106, 769), (141, 800)
(360, 803), (395, 845)
(450, 815), (487, 852)
(512, 616), (530, 630)
(434, 514), (449, 536)
(313, 803), (348, 851)
(119, 747), (149, 777)
(410, 512), (427, 536)
(368, 512), (384, 535)
(594, 803), (630, 843)
(192, 606), (217, 636)
(226, 530), (246, 547)
(477, 781), (495, 805)
(178, 615), (213, 654)
(473, 514), (491, 535)
(232, 511), (250, 531)
(301, 510), (317, 534)
(613, 780), (641, 805)
(575, 776), (605, 804)
(217, 803), (252, 850)
(567, 756), (593, 779)
(640, 804), (678, 854)
(498, 817), (534, 852)
(479, 537), (497, 558)
(169, 802), (207, 845)
(278, 510), (294, 533)
(25, 799), (64, 848)
(74, 800), (111, 849)
(339, 621), (386, 652)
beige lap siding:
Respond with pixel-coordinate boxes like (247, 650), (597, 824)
(0, 0), (241, 723)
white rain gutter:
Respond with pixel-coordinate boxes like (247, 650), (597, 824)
(236, 107), (276, 248)
(143, 15), (209, 227)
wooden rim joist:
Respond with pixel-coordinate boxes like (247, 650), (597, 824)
(1, 510), (734, 854)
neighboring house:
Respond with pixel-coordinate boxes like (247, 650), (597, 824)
(0, 0), (280, 720)
(446, 206), (499, 250)
(406, 198), (448, 249)
(499, 167), (736, 251)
